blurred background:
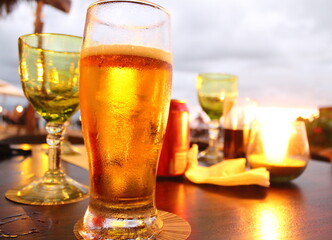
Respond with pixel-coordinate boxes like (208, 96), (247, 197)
(0, 0), (331, 158)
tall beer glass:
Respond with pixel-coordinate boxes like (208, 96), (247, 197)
(77, 1), (172, 239)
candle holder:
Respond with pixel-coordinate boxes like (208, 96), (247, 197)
(247, 120), (310, 182)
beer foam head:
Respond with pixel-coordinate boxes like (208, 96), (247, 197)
(81, 44), (172, 64)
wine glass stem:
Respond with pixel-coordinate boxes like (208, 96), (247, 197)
(46, 122), (65, 172)
(208, 119), (220, 151)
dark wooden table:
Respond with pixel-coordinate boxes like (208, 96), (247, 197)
(1, 145), (332, 240)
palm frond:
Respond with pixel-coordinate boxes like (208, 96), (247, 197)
(0, 0), (71, 17)
(0, 0), (36, 17)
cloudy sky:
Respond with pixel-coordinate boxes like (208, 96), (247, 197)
(1, 0), (332, 116)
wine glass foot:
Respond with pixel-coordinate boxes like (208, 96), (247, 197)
(5, 171), (89, 205)
(198, 149), (223, 166)
(62, 139), (80, 155)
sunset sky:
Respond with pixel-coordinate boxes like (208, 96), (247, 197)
(1, 0), (331, 117)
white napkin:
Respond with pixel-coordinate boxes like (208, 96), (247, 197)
(185, 145), (270, 187)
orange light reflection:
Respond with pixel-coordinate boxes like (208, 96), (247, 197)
(253, 205), (288, 240)
(20, 145), (48, 178)
(173, 183), (188, 218)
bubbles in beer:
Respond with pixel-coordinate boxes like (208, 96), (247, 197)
(80, 44), (171, 208)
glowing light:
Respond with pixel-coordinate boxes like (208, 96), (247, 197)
(16, 105), (24, 113)
(19, 144), (31, 151)
(232, 114), (239, 129)
(256, 207), (281, 240)
(0, 106), (3, 113)
(257, 107), (318, 122)
(219, 92), (225, 100)
(260, 120), (293, 164)
(255, 107), (313, 164)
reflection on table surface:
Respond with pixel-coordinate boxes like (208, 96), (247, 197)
(0, 145), (332, 239)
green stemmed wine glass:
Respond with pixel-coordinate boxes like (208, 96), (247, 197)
(196, 73), (238, 166)
(6, 33), (89, 205)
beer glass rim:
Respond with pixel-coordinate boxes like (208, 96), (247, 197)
(197, 73), (238, 83)
(88, 0), (171, 17)
(18, 33), (82, 54)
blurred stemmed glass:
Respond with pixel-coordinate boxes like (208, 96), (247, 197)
(62, 120), (79, 155)
(196, 73), (238, 165)
(223, 97), (257, 160)
(6, 33), (89, 205)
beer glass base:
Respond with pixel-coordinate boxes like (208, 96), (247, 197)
(5, 170), (89, 205)
(77, 208), (163, 239)
(74, 210), (192, 240)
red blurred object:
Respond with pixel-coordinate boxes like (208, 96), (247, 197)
(157, 99), (190, 177)
(313, 127), (323, 134)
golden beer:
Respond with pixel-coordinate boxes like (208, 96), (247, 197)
(79, 44), (172, 237)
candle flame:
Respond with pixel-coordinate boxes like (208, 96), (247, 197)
(260, 119), (293, 164)
(257, 107), (313, 164)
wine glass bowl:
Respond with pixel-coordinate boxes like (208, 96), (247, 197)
(19, 33), (80, 124)
(196, 73), (238, 165)
(5, 33), (89, 205)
